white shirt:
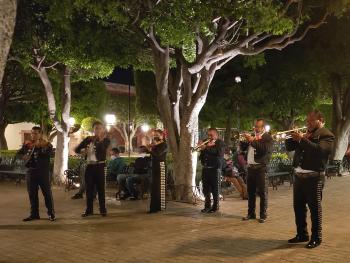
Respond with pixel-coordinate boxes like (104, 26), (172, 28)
(86, 142), (97, 162)
(295, 167), (315, 173)
(247, 145), (258, 165)
(247, 132), (265, 165)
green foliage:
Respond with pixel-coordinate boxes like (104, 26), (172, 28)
(81, 117), (100, 132)
(71, 80), (107, 123)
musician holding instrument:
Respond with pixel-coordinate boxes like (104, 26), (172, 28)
(75, 121), (110, 217)
(242, 118), (273, 223)
(286, 110), (334, 249)
(17, 126), (55, 222)
(147, 129), (167, 213)
(198, 128), (225, 213)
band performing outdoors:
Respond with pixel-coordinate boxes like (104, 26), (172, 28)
(13, 109), (339, 249)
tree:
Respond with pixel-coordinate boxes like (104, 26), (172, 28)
(0, 61), (47, 149)
(11, 0), (121, 183)
(304, 15), (350, 160)
(74, 0), (350, 200)
(0, 0), (17, 85)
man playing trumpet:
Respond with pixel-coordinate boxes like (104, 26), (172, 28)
(286, 110), (334, 249)
(198, 128), (225, 213)
(242, 118), (273, 223)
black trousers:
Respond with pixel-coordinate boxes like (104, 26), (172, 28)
(85, 163), (106, 214)
(247, 166), (268, 217)
(150, 162), (162, 212)
(26, 169), (55, 217)
(293, 175), (324, 240)
(202, 168), (221, 210)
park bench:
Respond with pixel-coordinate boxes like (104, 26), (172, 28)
(0, 157), (27, 185)
(325, 159), (341, 178)
(267, 159), (293, 190)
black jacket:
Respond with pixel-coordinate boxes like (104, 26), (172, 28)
(75, 136), (110, 162)
(285, 127), (334, 172)
(199, 139), (225, 169)
(241, 133), (273, 165)
(17, 141), (53, 170)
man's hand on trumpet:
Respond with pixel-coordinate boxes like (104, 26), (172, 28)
(290, 131), (304, 142)
(243, 133), (254, 142)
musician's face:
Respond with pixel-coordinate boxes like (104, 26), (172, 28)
(306, 113), (322, 131)
(254, 120), (265, 134)
(31, 129), (42, 141)
(153, 132), (163, 141)
(207, 130), (218, 140)
(93, 124), (105, 137)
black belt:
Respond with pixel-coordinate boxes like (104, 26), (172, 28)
(295, 171), (325, 178)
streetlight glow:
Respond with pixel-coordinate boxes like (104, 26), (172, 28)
(141, 124), (150, 132)
(265, 125), (271, 132)
(235, 76), (242, 83)
(104, 114), (116, 125)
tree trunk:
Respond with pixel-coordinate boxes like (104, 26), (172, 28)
(37, 65), (71, 184)
(0, 122), (8, 150)
(53, 131), (69, 184)
(0, 0), (17, 85)
(224, 110), (234, 146)
(330, 73), (350, 160)
(332, 125), (349, 160)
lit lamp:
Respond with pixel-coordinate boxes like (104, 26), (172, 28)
(235, 76), (242, 83)
(141, 124), (150, 133)
(265, 125), (271, 133)
(105, 114), (116, 131)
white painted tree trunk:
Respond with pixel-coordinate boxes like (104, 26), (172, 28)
(37, 65), (71, 184)
(53, 131), (69, 184)
(332, 124), (350, 160)
(0, 0), (16, 85)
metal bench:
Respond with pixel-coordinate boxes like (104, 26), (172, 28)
(267, 159), (293, 190)
(0, 158), (27, 185)
(326, 160), (341, 178)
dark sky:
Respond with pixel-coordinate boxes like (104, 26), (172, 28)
(105, 67), (135, 85)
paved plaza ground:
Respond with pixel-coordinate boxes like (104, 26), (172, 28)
(1, 175), (350, 263)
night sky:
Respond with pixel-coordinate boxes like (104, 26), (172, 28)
(105, 67), (135, 85)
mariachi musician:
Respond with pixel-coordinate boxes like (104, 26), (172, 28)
(17, 126), (55, 222)
(147, 129), (167, 213)
(75, 121), (110, 217)
(242, 118), (273, 223)
(198, 128), (225, 213)
(286, 110), (334, 249)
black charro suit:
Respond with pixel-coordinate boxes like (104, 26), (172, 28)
(286, 127), (334, 241)
(242, 133), (273, 219)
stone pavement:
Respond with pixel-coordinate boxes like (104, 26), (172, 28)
(1, 176), (350, 263)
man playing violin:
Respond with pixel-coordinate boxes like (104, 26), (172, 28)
(286, 110), (334, 249)
(199, 128), (225, 213)
(17, 126), (55, 222)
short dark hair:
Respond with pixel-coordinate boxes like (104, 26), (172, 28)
(256, 118), (265, 125)
(207, 127), (218, 134)
(309, 110), (325, 123)
(111, 147), (120, 154)
(92, 120), (104, 128)
(154, 129), (164, 136)
(32, 126), (43, 133)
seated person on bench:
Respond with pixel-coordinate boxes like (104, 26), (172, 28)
(125, 147), (151, 200)
(107, 148), (126, 181)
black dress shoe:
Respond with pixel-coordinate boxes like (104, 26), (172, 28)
(201, 207), (211, 213)
(258, 218), (266, 223)
(23, 215), (40, 222)
(288, 235), (310, 243)
(71, 193), (83, 199)
(100, 210), (107, 217)
(242, 214), (256, 221)
(208, 208), (219, 213)
(81, 212), (93, 217)
(306, 239), (321, 249)
(48, 214), (56, 221)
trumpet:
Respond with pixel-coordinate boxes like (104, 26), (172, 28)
(272, 127), (307, 141)
(191, 139), (212, 152)
(231, 130), (254, 142)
